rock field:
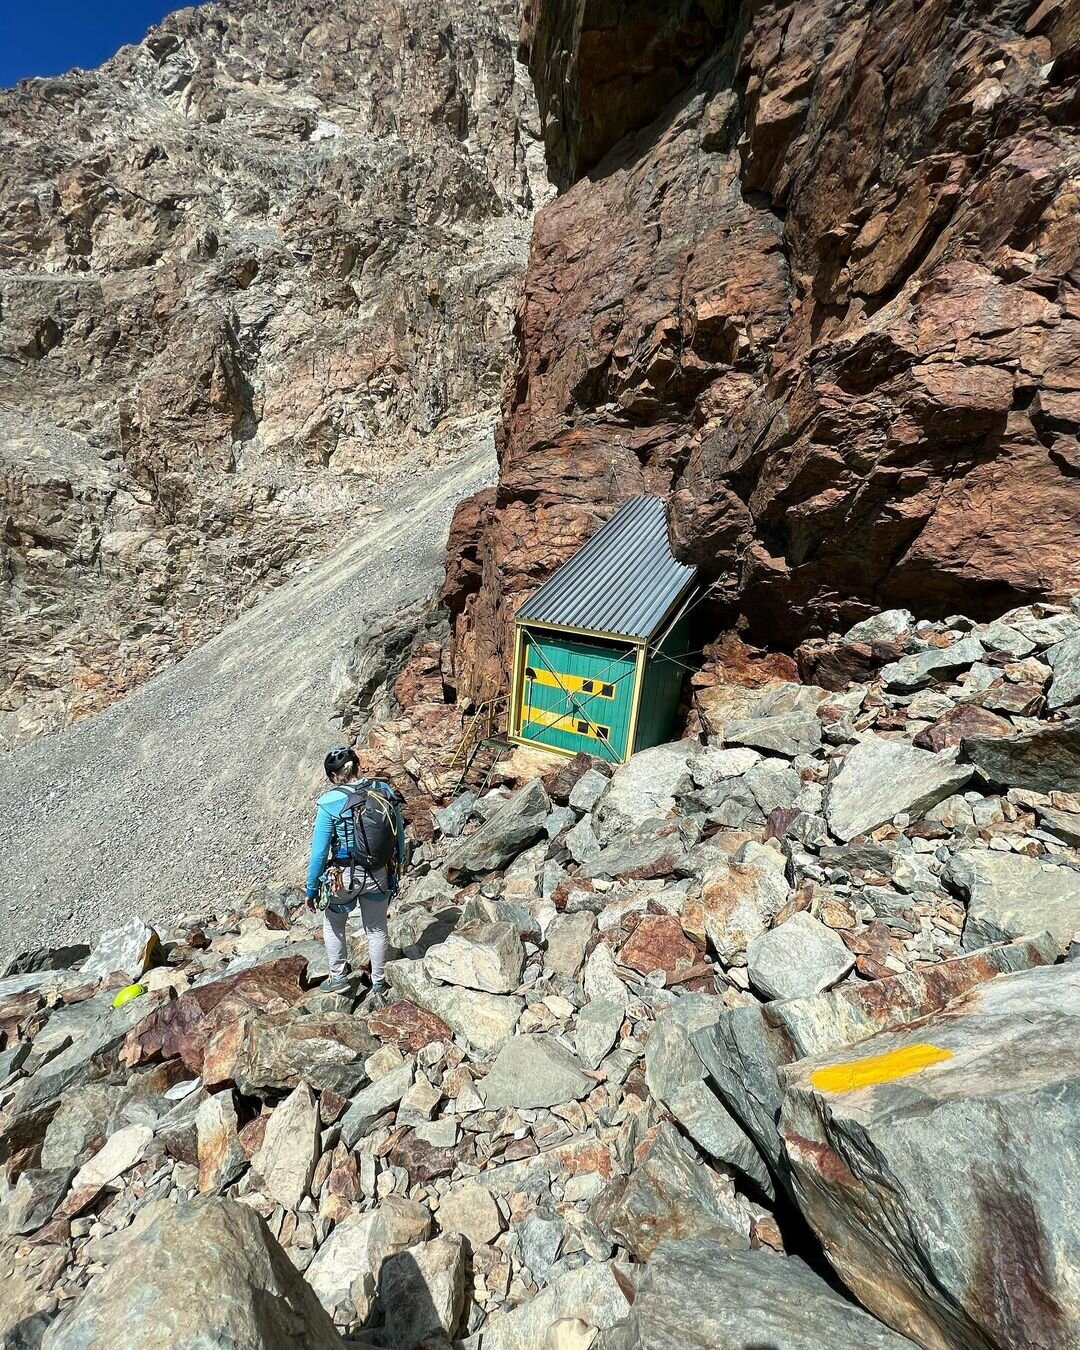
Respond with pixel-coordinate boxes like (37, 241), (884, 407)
(2, 598), (1078, 1346)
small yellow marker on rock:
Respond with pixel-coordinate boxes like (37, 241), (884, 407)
(112, 983), (147, 1009)
(811, 1041), (952, 1094)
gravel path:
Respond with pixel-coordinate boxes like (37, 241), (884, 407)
(0, 440), (494, 961)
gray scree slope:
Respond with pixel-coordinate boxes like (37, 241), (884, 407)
(0, 443), (493, 960)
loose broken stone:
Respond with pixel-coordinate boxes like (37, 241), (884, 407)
(423, 920), (524, 994)
(826, 738), (974, 841)
(480, 1035), (594, 1111)
(746, 913), (855, 1001)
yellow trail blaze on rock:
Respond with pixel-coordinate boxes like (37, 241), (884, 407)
(811, 1042), (953, 1093)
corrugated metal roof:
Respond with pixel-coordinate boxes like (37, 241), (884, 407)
(515, 496), (697, 641)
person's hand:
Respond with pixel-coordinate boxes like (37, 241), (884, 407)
(304, 895), (315, 913)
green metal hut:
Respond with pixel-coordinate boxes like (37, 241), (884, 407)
(508, 496), (697, 764)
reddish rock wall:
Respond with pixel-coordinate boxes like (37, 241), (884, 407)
(449, 0), (1080, 704)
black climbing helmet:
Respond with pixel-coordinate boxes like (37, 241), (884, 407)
(324, 745), (359, 780)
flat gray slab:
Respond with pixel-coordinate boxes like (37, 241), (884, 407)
(480, 1034), (593, 1110)
(826, 736), (973, 840)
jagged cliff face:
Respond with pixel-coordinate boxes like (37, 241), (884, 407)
(448, 0), (1080, 705)
(0, 0), (548, 747)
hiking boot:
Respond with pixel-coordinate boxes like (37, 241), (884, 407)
(365, 979), (389, 1008)
(324, 971), (352, 994)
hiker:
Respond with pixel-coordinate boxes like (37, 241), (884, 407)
(304, 745), (406, 997)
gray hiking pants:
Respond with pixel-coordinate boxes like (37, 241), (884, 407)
(322, 892), (389, 981)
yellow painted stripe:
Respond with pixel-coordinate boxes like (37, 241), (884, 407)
(522, 666), (619, 699)
(811, 1042), (953, 1094)
(522, 704), (611, 743)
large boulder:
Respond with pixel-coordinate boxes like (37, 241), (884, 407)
(459, 1261), (633, 1350)
(201, 1008), (378, 1096)
(422, 920), (524, 994)
(626, 1239), (915, 1348)
(79, 918), (161, 983)
(960, 719), (1080, 794)
(385, 959), (522, 1057)
(591, 742), (695, 843)
(780, 961), (1080, 1347)
(381, 1233), (466, 1349)
(41, 1198), (343, 1348)
(480, 1034), (594, 1110)
(690, 935), (1058, 1177)
(878, 636), (984, 691)
(644, 993), (771, 1194)
(249, 1082), (319, 1211)
(826, 738), (974, 841)
(445, 779), (551, 876)
(945, 849), (1080, 950)
(723, 711), (822, 758)
(591, 1123), (751, 1260)
(690, 846), (790, 965)
(1047, 632), (1080, 710)
(746, 912), (854, 1000)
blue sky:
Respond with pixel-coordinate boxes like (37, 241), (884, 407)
(0, 1), (212, 88)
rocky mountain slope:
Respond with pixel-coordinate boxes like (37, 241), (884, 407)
(2, 598), (1078, 1345)
(447, 0), (1080, 706)
(0, 0), (549, 748)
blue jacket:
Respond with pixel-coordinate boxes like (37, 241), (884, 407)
(305, 779), (406, 900)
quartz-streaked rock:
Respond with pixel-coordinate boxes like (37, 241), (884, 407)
(305, 1196), (431, 1324)
(781, 961), (1080, 1348)
(591, 1122), (751, 1260)
(250, 1082), (319, 1211)
(480, 1034), (594, 1110)
(339, 1059), (415, 1148)
(945, 849), (1080, 950)
(843, 610), (914, 644)
(692, 851), (790, 966)
(627, 1240), (915, 1348)
(690, 745), (762, 786)
(381, 1233), (466, 1349)
(746, 913), (855, 1001)
(40, 1198), (344, 1349)
(445, 779), (551, 876)
(826, 737), (973, 841)
(422, 920), (524, 994)
(690, 935), (1058, 1176)
(645, 993), (772, 1195)
(79, 918), (161, 983)
(385, 959), (522, 1056)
